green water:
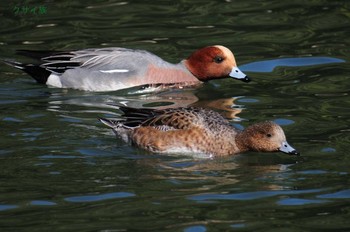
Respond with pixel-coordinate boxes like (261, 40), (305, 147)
(0, 0), (350, 231)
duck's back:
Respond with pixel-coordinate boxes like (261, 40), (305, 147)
(124, 107), (238, 155)
(57, 48), (172, 91)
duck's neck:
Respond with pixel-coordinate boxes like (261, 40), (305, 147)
(234, 131), (250, 153)
(214, 129), (244, 156)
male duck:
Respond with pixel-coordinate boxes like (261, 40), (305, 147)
(5, 45), (250, 92)
(100, 106), (299, 157)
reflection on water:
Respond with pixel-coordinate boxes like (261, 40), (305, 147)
(137, 156), (298, 193)
(0, 0), (350, 231)
(240, 57), (345, 73)
(45, 87), (244, 120)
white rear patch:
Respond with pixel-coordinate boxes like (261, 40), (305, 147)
(99, 69), (129, 73)
(47, 74), (63, 88)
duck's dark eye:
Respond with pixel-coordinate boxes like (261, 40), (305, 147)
(213, 56), (224, 63)
(267, 133), (272, 138)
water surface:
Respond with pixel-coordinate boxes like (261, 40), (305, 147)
(0, 0), (349, 231)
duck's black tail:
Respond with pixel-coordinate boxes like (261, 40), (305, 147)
(3, 59), (51, 84)
(99, 118), (121, 129)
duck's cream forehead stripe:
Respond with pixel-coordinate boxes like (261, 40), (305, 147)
(213, 45), (237, 66)
(213, 45), (234, 56)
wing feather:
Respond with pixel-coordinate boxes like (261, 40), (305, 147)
(119, 106), (203, 130)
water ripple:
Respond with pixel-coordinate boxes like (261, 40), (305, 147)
(30, 200), (57, 206)
(317, 189), (350, 199)
(64, 192), (135, 203)
(189, 188), (324, 202)
(277, 198), (329, 206)
(241, 57), (345, 73)
(0, 204), (18, 211)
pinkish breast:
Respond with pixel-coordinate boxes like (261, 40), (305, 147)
(144, 64), (201, 85)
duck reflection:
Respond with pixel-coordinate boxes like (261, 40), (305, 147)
(133, 155), (297, 192)
(47, 87), (243, 120)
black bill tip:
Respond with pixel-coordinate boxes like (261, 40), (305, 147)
(289, 150), (300, 156)
(242, 76), (251, 83)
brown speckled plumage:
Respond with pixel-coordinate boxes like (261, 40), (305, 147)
(100, 106), (299, 157)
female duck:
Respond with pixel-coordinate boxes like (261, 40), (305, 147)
(100, 106), (299, 157)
